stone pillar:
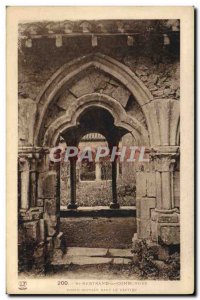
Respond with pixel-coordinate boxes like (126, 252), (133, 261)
(29, 157), (38, 207)
(19, 157), (30, 211)
(55, 161), (61, 232)
(95, 161), (101, 181)
(67, 158), (78, 209)
(153, 153), (177, 212)
(135, 160), (156, 240)
(150, 150), (180, 246)
(110, 159), (120, 209)
(117, 162), (120, 180)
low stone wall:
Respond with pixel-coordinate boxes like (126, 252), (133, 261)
(60, 216), (137, 249)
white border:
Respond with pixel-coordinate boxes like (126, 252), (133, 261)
(1, 1), (198, 298)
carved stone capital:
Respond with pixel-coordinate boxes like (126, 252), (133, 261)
(18, 156), (30, 172)
(18, 147), (49, 171)
(28, 157), (39, 172)
(151, 152), (178, 172)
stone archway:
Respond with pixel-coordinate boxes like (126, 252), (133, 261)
(42, 93), (149, 147)
(54, 102), (146, 210)
(18, 53), (180, 259)
(33, 53), (155, 147)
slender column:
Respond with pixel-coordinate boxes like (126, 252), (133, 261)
(161, 172), (171, 210)
(110, 159), (120, 209)
(95, 161), (101, 181)
(39, 219), (45, 241)
(19, 157), (30, 211)
(18, 162), (21, 210)
(29, 157), (38, 207)
(116, 162), (120, 179)
(153, 153), (177, 212)
(67, 158), (78, 209)
(155, 171), (162, 210)
(55, 161), (61, 232)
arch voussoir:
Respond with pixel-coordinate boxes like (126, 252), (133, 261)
(34, 53), (153, 146)
(43, 93), (149, 147)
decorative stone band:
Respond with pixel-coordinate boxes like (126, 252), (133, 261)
(19, 20), (179, 40)
(18, 146), (49, 156)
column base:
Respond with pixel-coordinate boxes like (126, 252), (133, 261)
(151, 210), (180, 245)
(110, 202), (120, 209)
(67, 203), (78, 209)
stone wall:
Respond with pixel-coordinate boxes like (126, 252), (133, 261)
(18, 36), (179, 101)
(60, 216), (137, 248)
(18, 21), (179, 147)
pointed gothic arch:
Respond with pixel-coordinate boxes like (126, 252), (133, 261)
(34, 53), (154, 146)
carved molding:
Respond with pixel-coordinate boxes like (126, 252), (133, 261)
(42, 93), (150, 147)
(33, 53), (153, 146)
(19, 20), (180, 38)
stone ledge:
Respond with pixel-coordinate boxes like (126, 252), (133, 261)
(60, 206), (136, 218)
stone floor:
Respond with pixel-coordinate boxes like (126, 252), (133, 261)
(52, 247), (133, 266)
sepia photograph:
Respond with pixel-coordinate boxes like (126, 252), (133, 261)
(6, 6), (194, 295)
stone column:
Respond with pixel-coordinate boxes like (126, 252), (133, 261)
(116, 162), (120, 180)
(95, 161), (101, 181)
(150, 150), (180, 246)
(29, 157), (38, 207)
(55, 161), (61, 233)
(67, 158), (78, 209)
(153, 153), (177, 212)
(110, 159), (120, 209)
(19, 157), (30, 211)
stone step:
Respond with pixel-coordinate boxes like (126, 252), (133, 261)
(52, 247), (133, 266)
(66, 247), (107, 257)
(66, 247), (133, 258)
(60, 206), (136, 218)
